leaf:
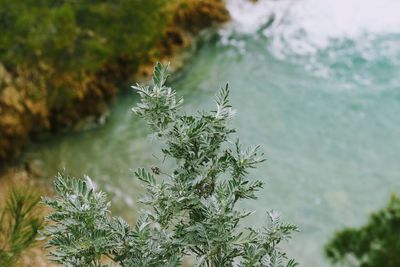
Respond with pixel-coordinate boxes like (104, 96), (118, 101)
(135, 168), (156, 185)
(153, 62), (169, 88)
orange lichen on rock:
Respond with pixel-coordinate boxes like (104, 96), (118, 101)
(172, 0), (230, 33)
(0, 0), (230, 164)
(136, 0), (230, 80)
(0, 63), (116, 163)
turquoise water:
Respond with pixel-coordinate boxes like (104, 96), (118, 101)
(26, 1), (400, 266)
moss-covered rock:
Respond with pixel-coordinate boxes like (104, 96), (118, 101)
(172, 0), (230, 33)
(0, 0), (230, 164)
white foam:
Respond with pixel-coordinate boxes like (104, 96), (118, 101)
(224, 0), (400, 83)
(225, 0), (276, 34)
(227, 0), (400, 49)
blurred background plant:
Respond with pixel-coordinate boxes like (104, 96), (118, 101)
(325, 194), (400, 267)
(0, 188), (44, 267)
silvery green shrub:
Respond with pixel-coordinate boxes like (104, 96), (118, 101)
(42, 63), (298, 267)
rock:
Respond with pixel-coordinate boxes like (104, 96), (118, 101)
(172, 0), (230, 34)
(0, 0), (230, 164)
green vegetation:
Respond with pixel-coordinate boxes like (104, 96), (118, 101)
(0, 188), (44, 267)
(42, 63), (297, 266)
(0, 0), (168, 163)
(325, 194), (400, 267)
(0, 0), (229, 163)
(0, 0), (167, 72)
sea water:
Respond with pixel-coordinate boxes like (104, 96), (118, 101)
(26, 0), (400, 265)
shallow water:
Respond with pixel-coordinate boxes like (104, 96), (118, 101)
(26, 0), (400, 266)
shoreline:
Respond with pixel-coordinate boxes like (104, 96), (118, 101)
(0, 0), (230, 168)
(0, 2), (230, 265)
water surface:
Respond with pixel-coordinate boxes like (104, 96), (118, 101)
(26, 1), (400, 266)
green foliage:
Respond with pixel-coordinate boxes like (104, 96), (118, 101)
(43, 63), (298, 267)
(325, 194), (400, 267)
(0, 188), (44, 267)
(0, 0), (167, 71)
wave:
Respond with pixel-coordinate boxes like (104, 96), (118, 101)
(222, 0), (400, 85)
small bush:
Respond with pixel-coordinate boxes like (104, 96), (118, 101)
(0, 188), (44, 267)
(325, 194), (400, 267)
(42, 63), (297, 266)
